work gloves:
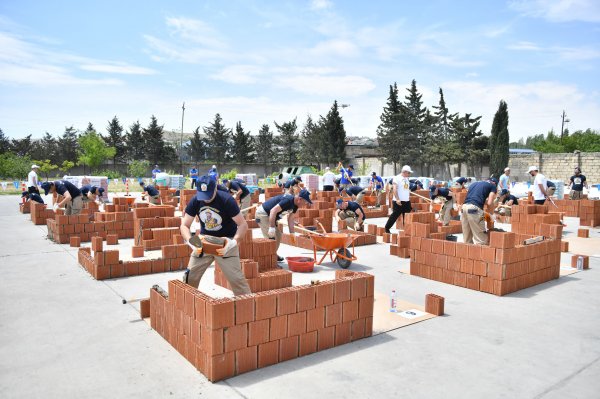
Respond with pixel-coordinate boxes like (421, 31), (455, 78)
(217, 238), (237, 256)
(268, 227), (276, 238)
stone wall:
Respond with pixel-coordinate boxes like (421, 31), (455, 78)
(508, 152), (600, 184)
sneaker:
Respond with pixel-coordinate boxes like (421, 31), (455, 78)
(277, 255), (284, 262)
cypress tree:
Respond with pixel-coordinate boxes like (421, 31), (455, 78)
(203, 113), (232, 169)
(322, 101), (347, 164)
(231, 121), (255, 164)
(489, 100), (509, 178)
(376, 83), (404, 173)
(126, 121), (145, 161)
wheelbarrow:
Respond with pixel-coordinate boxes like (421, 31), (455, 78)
(310, 233), (358, 269)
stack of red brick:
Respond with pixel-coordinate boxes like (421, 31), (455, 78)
(409, 231), (561, 296)
(510, 204), (564, 236)
(579, 200), (600, 227)
(47, 212), (135, 244)
(148, 270), (374, 382)
(214, 259), (293, 293)
(19, 201), (31, 214)
(30, 202), (55, 225)
(141, 227), (182, 250)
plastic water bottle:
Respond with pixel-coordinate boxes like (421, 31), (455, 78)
(576, 256), (584, 271)
(390, 290), (397, 313)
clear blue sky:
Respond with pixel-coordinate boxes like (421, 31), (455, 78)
(1, 0), (599, 141)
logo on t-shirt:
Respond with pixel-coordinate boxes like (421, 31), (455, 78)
(574, 177), (582, 185)
(200, 208), (223, 231)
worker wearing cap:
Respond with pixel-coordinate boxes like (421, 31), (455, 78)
(338, 163), (354, 191)
(208, 165), (219, 181)
(499, 168), (511, 191)
(41, 180), (83, 215)
(369, 172), (384, 206)
(430, 186), (454, 226)
(384, 165), (413, 233)
(455, 177), (468, 189)
(151, 165), (161, 181)
(546, 180), (556, 197)
(461, 178), (497, 245)
(527, 166), (547, 205)
(140, 182), (161, 205)
(222, 178), (251, 215)
(189, 166), (198, 189)
(180, 175), (251, 295)
(22, 191), (44, 204)
(336, 199), (366, 231)
(255, 189), (312, 261)
(495, 189), (518, 216)
(409, 179), (423, 192)
(83, 186), (106, 204)
(283, 176), (302, 195)
(341, 185), (366, 205)
(28, 165), (40, 194)
(569, 167), (587, 200)
(322, 167), (336, 191)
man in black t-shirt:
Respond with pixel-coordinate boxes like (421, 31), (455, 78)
(430, 186), (454, 226)
(336, 199), (366, 231)
(494, 189), (518, 216)
(22, 191), (44, 204)
(461, 178), (497, 245)
(140, 182), (161, 205)
(180, 175), (251, 295)
(41, 180), (83, 215)
(340, 185), (366, 205)
(222, 178), (251, 215)
(569, 167), (587, 200)
(255, 189), (313, 261)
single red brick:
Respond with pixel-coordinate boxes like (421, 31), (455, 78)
(317, 326), (335, 351)
(224, 323), (248, 352)
(254, 292), (277, 320)
(351, 318), (366, 341)
(234, 295), (255, 325)
(296, 285), (316, 311)
(279, 335), (299, 362)
(334, 279), (351, 304)
(106, 234), (118, 245)
(358, 296), (374, 319)
(315, 281), (334, 307)
(276, 289), (297, 316)
(335, 322), (352, 346)
(235, 345), (257, 374)
(205, 299), (235, 330)
(206, 352), (235, 382)
(287, 311), (307, 337)
(299, 331), (318, 356)
(201, 326), (224, 355)
(258, 341), (279, 368)
(269, 315), (288, 341)
(342, 299), (359, 323)
(110, 263), (124, 278)
(131, 245), (144, 258)
(125, 261), (139, 276)
(350, 277), (367, 300)
(248, 319), (270, 346)
(325, 302), (342, 327)
(69, 236), (81, 247)
(104, 250), (119, 265)
(91, 236), (103, 252)
(306, 306), (325, 332)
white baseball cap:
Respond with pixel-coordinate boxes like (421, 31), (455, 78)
(325, 167), (330, 171)
(527, 166), (538, 173)
(401, 165), (413, 173)
(504, 167), (510, 172)
(31, 164), (39, 169)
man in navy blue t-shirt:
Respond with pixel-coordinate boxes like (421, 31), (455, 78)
(41, 180), (83, 215)
(223, 179), (251, 214)
(341, 185), (366, 205)
(255, 189), (313, 261)
(569, 167), (587, 200)
(494, 189), (518, 216)
(461, 178), (497, 245)
(336, 199), (366, 231)
(283, 176), (302, 195)
(22, 191), (44, 204)
(430, 186), (454, 226)
(140, 182), (161, 205)
(180, 175), (251, 295)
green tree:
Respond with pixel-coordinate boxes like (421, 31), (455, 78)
(431, 88), (459, 179)
(299, 114), (324, 166)
(104, 116), (126, 167)
(58, 126), (79, 164)
(128, 160), (150, 178)
(449, 113), (484, 176)
(489, 100), (510, 178)
(78, 130), (116, 172)
(142, 115), (169, 165)
(321, 101), (347, 165)
(126, 120), (145, 161)
(274, 118), (299, 165)
(203, 113), (232, 168)
(33, 159), (59, 181)
(403, 79), (426, 169)
(10, 134), (33, 157)
(187, 127), (206, 162)
(255, 124), (275, 172)
(377, 83), (407, 173)
(0, 128), (10, 154)
(231, 121), (255, 164)
(0, 153), (32, 179)
(468, 135), (490, 178)
(60, 160), (75, 175)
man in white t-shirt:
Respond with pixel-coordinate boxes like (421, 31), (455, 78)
(28, 165), (40, 194)
(384, 165), (413, 233)
(528, 166), (547, 205)
(322, 167), (336, 191)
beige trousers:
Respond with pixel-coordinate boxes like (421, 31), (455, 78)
(570, 190), (582, 200)
(440, 198), (454, 226)
(65, 196), (83, 215)
(461, 203), (488, 245)
(240, 195), (252, 216)
(256, 207), (282, 251)
(149, 195), (161, 205)
(185, 245), (251, 295)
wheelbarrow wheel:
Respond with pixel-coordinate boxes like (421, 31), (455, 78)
(337, 248), (352, 269)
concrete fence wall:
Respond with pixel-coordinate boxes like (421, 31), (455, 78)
(508, 152), (600, 183)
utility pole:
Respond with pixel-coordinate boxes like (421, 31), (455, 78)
(180, 102), (185, 174)
(560, 110), (569, 143)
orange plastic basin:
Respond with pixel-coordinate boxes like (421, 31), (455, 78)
(286, 257), (315, 272)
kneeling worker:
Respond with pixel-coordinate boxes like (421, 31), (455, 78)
(255, 189), (313, 261)
(430, 185), (454, 226)
(41, 180), (83, 215)
(179, 175), (251, 295)
(140, 182), (161, 205)
(495, 189), (518, 216)
(461, 178), (497, 245)
(336, 199), (366, 231)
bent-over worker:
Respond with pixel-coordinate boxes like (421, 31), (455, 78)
(495, 189), (518, 216)
(140, 182), (161, 205)
(41, 180), (83, 215)
(22, 191), (44, 204)
(222, 178), (251, 215)
(430, 185), (454, 226)
(461, 178), (497, 245)
(341, 185), (366, 205)
(336, 199), (366, 231)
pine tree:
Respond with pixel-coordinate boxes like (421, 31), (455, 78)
(203, 113), (232, 169)
(403, 79), (426, 168)
(274, 118), (299, 165)
(299, 115), (324, 166)
(104, 116), (126, 167)
(376, 83), (405, 173)
(0, 128), (10, 154)
(489, 100), (510, 178)
(231, 121), (255, 164)
(58, 126), (79, 164)
(10, 134), (33, 157)
(187, 127), (206, 162)
(126, 121), (145, 161)
(432, 88), (459, 178)
(142, 115), (169, 165)
(322, 101), (347, 165)
(450, 113), (483, 176)
(255, 124), (275, 172)
(85, 122), (95, 134)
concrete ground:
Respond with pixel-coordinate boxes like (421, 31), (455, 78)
(1, 194), (599, 399)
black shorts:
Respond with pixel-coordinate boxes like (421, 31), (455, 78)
(534, 199), (546, 205)
(323, 185), (334, 191)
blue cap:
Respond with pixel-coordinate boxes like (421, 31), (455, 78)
(500, 189), (509, 196)
(336, 199), (344, 207)
(98, 187), (105, 195)
(489, 177), (499, 185)
(222, 179), (229, 185)
(456, 177), (467, 185)
(348, 164), (354, 169)
(195, 175), (216, 201)
(21, 191), (29, 198)
(41, 181), (52, 195)
(298, 189), (312, 204)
